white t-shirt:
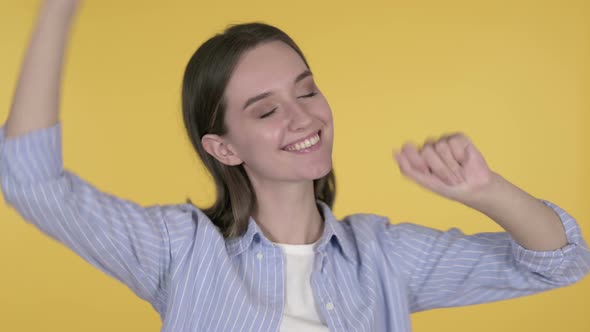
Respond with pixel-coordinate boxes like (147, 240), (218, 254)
(274, 241), (329, 332)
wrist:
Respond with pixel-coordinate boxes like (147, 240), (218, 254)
(460, 171), (509, 212)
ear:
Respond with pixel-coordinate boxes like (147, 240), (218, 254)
(201, 134), (243, 166)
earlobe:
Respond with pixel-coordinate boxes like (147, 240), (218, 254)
(201, 134), (243, 166)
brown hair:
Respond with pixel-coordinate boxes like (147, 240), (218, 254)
(181, 23), (335, 238)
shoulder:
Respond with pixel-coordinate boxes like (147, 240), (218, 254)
(340, 212), (389, 233)
(337, 212), (394, 254)
(157, 202), (224, 242)
(340, 211), (443, 250)
(340, 211), (406, 236)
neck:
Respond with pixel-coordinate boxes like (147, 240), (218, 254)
(250, 179), (324, 244)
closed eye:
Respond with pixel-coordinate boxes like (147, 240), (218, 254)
(259, 92), (317, 119)
(260, 108), (277, 119)
(298, 92), (317, 98)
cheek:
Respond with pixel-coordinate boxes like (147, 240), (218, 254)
(251, 129), (281, 150)
(316, 99), (333, 124)
(231, 122), (284, 159)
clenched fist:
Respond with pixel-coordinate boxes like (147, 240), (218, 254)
(394, 133), (496, 204)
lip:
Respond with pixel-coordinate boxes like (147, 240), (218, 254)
(281, 130), (321, 150)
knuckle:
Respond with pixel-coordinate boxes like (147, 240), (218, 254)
(434, 141), (447, 153)
(421, 142), (434, 153)
(448, 136), (458, 145)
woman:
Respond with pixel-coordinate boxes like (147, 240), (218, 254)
(2, 0), (589, 331)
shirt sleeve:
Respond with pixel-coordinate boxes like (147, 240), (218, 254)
(382, 201), (590, 313)
(0, 123), (190, 310)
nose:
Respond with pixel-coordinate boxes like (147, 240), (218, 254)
(286, 101), (313, 132)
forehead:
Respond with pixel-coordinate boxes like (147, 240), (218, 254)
(224, 41), (308, 107)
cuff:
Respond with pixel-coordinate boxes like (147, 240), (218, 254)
(510, 199), (581, 275)
(0, 123), (63, 184)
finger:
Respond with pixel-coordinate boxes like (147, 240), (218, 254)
(447, 134), (472, 165)
(421, 140), (458, 186)
(400, 142), (429, 174)
(434, 137), (465, 182)
(395, 148), (448, 192)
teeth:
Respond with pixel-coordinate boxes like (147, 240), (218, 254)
(286, 133), (320, 151)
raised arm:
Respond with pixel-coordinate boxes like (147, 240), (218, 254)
(5, 0), (80, 138)
(1, 1), (197, 311)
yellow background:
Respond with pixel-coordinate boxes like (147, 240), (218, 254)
(1, 0), (589, 330)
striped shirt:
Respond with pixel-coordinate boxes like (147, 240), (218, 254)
(1, 122), (589, 332)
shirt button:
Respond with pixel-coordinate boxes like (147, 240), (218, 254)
(325, 302), (334, 311)
(256, 252), (263, 260)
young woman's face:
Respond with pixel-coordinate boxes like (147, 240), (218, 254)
(221, 40), (334, 184)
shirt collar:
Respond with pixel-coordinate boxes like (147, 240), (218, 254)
(225, 200), (357, 264)
(225, 214), (261, 257)
(315, 200), (358, 264)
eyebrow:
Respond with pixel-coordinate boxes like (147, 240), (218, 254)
(242, 69), (313, 111)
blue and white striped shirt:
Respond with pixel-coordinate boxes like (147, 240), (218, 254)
(1, 123), (589, 332)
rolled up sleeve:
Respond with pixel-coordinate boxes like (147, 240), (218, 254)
(384, 199), (590, 313)
(509, 199), (590, 281)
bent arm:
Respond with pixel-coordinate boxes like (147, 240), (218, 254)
(464, 172), (568, 252)
(382, 201), (590, 312)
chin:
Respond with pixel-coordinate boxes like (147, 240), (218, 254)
(306, 160), (333, 180)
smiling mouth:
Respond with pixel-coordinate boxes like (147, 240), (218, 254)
(282, 131), (321, 152)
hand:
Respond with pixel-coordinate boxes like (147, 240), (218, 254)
(393, 133), (496, 204)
